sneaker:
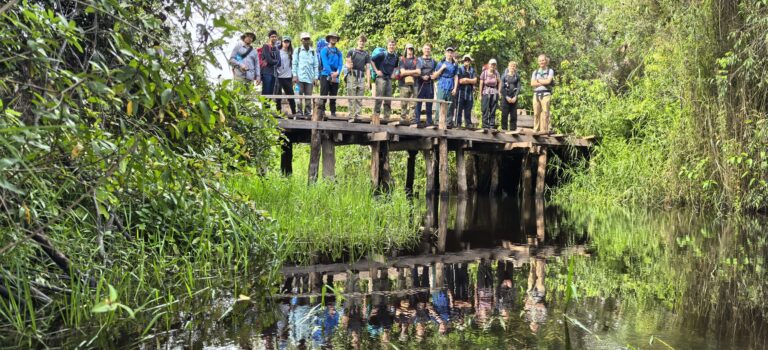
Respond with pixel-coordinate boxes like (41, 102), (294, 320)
(330, 112), (337, 118)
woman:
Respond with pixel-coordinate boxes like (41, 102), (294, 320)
(275, 36), (297, 115)
(479, 59), (501, 129)
(500, 61), (522, 130)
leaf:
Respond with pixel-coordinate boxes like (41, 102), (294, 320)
(161, 88), (172, 105)
(237, 294), (251, 301)
(108, 284), (118, 302)
(0, 179), (24, 195)
(91, 300), (117, 313)
(116, 303), (136, 318)
(70, 143), (84, 158)
(126, 100), (134, 115)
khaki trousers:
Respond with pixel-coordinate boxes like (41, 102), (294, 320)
(399, 84), (417, 121)
(533, 93), (551, 132)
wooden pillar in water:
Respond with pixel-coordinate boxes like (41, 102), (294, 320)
(456, 143), (467, 195)
(405, 150), (417, 195)
(379, 141), (392, 192)
(489, 154), (500, 194)
(321, 132), (335, 180)
(423, 147), (436, 196)
(280, 141), (293, 176)
(438, 101), (449, 196)
(521, 152), (534, 200)
(536, 148), (548, 198)
(308, 99), (321, 184)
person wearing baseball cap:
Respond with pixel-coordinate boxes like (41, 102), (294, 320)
(229, 32), (260, 87)
(398, 43), (420, 124)
(292, 32), (319, 116)
(275, 36), (297, 116)
(456, 54), (477, 128)
(432, 46), (459, 127)
(479, 58), (501, 129)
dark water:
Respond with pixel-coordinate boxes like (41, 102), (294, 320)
(148, 196), (768, 349)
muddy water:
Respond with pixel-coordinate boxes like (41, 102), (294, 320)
(157, 195), (768, 350)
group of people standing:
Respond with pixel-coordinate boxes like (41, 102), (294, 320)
(230, 31), (555, 132)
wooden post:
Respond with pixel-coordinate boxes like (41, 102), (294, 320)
(405, 150), (417, 195)
(535, 198), (545, 245)
(466, 153), (477, 191)
(370, 102), (382, 189)
(535, 148), (548, 198)
(456, 143), (467, 195)
(437, 196), (449, 254)
(280, 141), (293, 176)
(438, 101), (449, 196)
(489, 154), (500, 194)
(321, 132), (335, 180)
(424, 148), (436, 196)
(379, 141), (392, 192)
(308, 98), (321, 184)
(521, 152), (533, 200)
(455, 194), (468, 240)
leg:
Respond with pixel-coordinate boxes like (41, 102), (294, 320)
(509, 102), (518, 130)
(500, 100), (510, 130)
(481, 94), (489, 128)
(464, 98), (474, 128)
(320, 76), (330, 114)
(383, 79), (392, 119)
(541, 95), (551, 132)
(489, 95), (498, 129)
(347, 76), (362, 118)
(374, 77), (385, 116)
(301, 82), (313, 115)
(532, 95), (542, 132)
(329, 82), (339, 115)
(279, 78), (296, 114)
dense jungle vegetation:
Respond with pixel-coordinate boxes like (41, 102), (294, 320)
(2, 0), (768, 346)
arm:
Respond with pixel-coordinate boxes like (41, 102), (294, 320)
(452, 75), (458, 94)
(313, 51), (320, 81)
(264, 45), (280, 67)
(479, 71), (485, 93)
(430, 63), (444, 80)
(514, 75), (521, 97)
(292, 49), (299, 82)
(228, 45), (240, 67)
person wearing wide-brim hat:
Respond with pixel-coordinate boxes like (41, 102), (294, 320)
(229, 32), (261, 86)
(456, 54), (477, 128)
(398, 43), (420, 124)
(319, 32), (343, 117)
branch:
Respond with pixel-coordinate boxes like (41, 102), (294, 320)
(0, 0), (18, 15)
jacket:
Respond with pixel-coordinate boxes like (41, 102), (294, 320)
(292, 46), (319, 84)
(229, 43), (261, 81)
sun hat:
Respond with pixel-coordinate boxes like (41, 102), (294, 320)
(240, 32), (256, 40)
(462, 54), (473, 61)
(488, 58), (498, 65)
(325, 32), (340, 41)
(300, 32), (311, 40)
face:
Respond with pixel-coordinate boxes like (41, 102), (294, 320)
(283, 40), (290, 48)
(463, 59), (471, 66)
(243, 36), (253, 45)
(423, 45), (431, 56)
(387, 41), (396, 52)
(357, 38), (366, 49)
(509, 62), (517, 71)
(329, 37), (338, 45)
(490, 63), (497, 70)
(446, 50), (454, 60)
(538, 56), (547, 68)
(301, 37), (310, 46)
(406, 47), (415, 56)
(269, 34), (278, 43)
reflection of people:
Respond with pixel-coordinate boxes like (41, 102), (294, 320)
(474, 259), (495, 327)
(496, 260), (515, 322)
(524, 257), (548, 333)
(341, 270), (364, 350)
(367, 268), (393, 343)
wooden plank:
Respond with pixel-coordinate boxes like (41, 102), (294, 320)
(261, 94), (454, 105)
(321, 133), (335, 180)
(368, 131), (389, 142)
(277, 119), (593, 147)
(387, 139), (433, 151)
(503, 142), (533, 150)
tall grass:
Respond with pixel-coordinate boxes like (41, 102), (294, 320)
(229, 172), (422, 262)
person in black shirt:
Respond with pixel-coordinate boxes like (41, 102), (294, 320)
(345, 35), (371, 119)
(260, 30), (281, 98)
(456, 54), (477, 128)
(398, 43), (420, 124)
(415, 44), (437, 126)
(371, 39), (400, 120)
(500, 61), (522, 130)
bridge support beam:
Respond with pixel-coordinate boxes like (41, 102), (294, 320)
(308, 99), (321, 184)
(321, 132), (335, 180)
(280, 141), (293, 176)
(456, 143), (467, 195)
(405, 150), (417, 196)
(536, 148), (548, 198)
(424, 146), (436, 196)
(490, 154), (500, 194)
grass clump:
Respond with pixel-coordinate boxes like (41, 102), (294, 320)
(230, 172), (421, 262)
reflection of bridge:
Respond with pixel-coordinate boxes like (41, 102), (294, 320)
(263, 95), (594, 196)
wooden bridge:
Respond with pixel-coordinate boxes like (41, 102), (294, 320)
(262, 95), (594, 197)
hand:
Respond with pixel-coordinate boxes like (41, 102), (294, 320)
(240, 64), (249, 71)
(292, 77), (298, 83)
(451, 89), (457, 96)
(255, 79), (261, 85)
(506, 96), (513, 103)
(511, 96), (517, 103)
(375, 70), (382, 77)
(422, 75), (430, 81)
(314, 80), (319, 87)
(331, 72), (339, 79)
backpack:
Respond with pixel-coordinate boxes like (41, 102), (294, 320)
(417, 57), (437, 77)
(256, 46), (266, 68)
(369, 47), (386, 80)
(316, 38), (328, 73)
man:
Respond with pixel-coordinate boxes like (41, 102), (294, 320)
(398, 43), (420, 124)
(530, 54), (554, 132)
(319, 32), (343, 118)
(456, 54), (477, 128)
(260, 30), (282, 97)
(292, 32), (318, 116)
(371, 39), (400, 121)
(346, 35), (371, 120)
(432, 47), (459, 127)
(415, 44), (437, 126)
(229, 32), (261, 87)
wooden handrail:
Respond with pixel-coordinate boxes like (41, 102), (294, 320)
(259, 94), (451, 105)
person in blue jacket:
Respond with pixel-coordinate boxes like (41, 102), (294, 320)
(319, 32), (343, 118)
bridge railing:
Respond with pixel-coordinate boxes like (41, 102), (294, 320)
(259, 94), (452, 129)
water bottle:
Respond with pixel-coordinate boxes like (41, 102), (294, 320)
(293, 83), (301, 109)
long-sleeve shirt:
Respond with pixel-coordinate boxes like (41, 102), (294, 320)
(260, 43), (281, 76)
(229, 43), (260, 81)
(501, 69), (522, 99)
(292, 46), (319, 84)
(319, 46), (343, 78)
